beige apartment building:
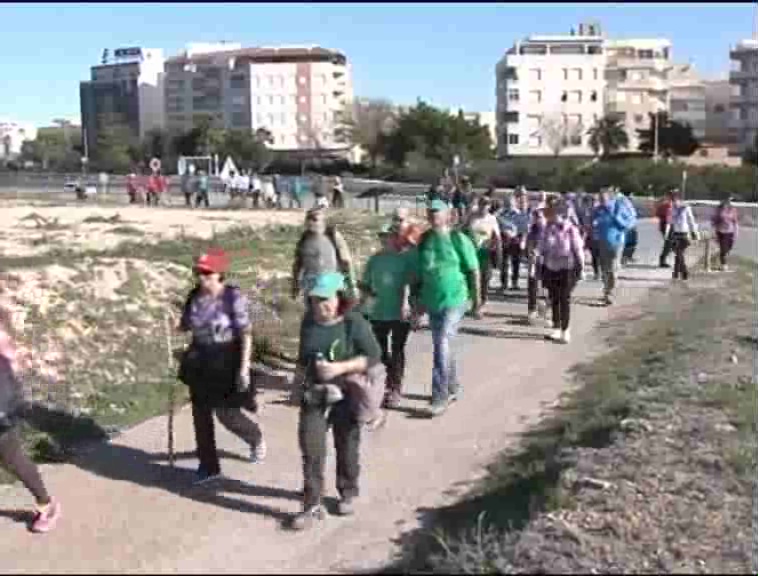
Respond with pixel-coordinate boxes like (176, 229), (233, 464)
(704, 79), (732, 145)
(164, 43), (353, 152)
(604, 38), (673, 152)
(495, 22), (607, 158)
(729, 38), (758, 156)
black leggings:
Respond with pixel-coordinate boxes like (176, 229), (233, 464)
(370, 321), (411, 393)
(542, 268), (576, 331)
(672, 233), (691, 280)
(716, 232), (735, 266)
(0, 427), (50, 505)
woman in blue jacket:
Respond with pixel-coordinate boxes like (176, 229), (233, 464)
(591, 188), (635, 306)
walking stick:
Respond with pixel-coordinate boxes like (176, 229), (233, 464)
(163, 312), (177, 469)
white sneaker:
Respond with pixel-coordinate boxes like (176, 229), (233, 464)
(251, 438), (267, 464)
(560, 330), (571, 344)
(547, 329), (562, 341)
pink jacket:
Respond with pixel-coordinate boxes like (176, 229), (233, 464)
(537, 219), (585, 272)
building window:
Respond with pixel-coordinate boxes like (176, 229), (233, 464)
(508, 89), (519, 102)
(268, 95), (274, 105)
(255, 76), (261, 88)
(267, 75), (274, 87)
(528, 135), (542, 148)
(529, 90), (542, 103)
(529, 68), (541, 81)
(503, 111), (519, 123)
(638, 49), (654, 59)
(280, 112), (286, 124)
(562, 68), (569, 81)
(230, 75), (245, 89)
(713, 104), (725, 114)
(321, 94), (327, 105)
(572, 68), (583, 81)
(587, 45), (602, 55)
(279, 75), (285, 87)
(299, 95), (306, 104)
(503, 66), (518, 80)
(619, 69), (628, 82)
(508, 133), (519, 145)
(267, 113), (275, 126)
(590, 90), (598, 102)
(561, 91), (567, 102)
(593, 68), (599, 81)
(256, 96), (262, 106)
(231, 111), (246, 127)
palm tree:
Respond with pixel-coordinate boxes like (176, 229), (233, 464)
(587, 115), (629, 159)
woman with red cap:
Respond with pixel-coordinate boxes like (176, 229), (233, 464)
(177, 248), (266, 484)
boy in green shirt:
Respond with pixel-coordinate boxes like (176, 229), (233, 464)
(360, 224), (415, 408)
(412, 199), (480, 417)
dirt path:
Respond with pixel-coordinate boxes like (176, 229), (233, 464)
(0, 255), (677, 573)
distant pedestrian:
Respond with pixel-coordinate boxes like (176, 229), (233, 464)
(578, 194), (599, 279)
(619, 190), (640, 266)
(181, 171), (193, 207)
(711, 197), (739, 271)
(668, 192), (699, 281)
(177, 249), (267, 485)
(0, 301), (62, 533)
(591, 187), (635, 305)
(464, 196), (502, 310)
(127, 172), (139, 204)
(526, 207), (547, 324)
(538, 197), (585, 344)
(497, 190), (530, 291)
(656, 190), (675, 268)
(196, 170), (210, 208)
(289, 272), (383, 530)
(411, 199), (480, 417)
(331, 176), (346, 209)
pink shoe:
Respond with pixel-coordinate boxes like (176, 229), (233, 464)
(31, 498), (61, 534)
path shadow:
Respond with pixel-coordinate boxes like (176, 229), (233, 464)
(573, 296), (609, 308)
(617, 275), (669, 283)
(486, 291), (528, 304)
(0, 509), (31, 526)
(459, 326), (546, 341)
(21, 404), (299, 523)
(390, 405), (433, 420)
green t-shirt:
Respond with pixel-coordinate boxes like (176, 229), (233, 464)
(361, 249), (415, 322)
(415, 230), (479, 313)
(297, 310), (382, 378)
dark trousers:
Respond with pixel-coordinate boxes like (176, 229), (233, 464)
(192, 402), (262, 476)
(716, 232), (735, 267)
(0, 427), (50, 504)
(184, 192), (193, 206)
(371, 320), (411, 394)
(195, 190), (210, 208)
(542, 267), (576, 331)
(672, 233), (691, 280)
(527, 267), (544, 313)
(622, 228), (638, 263)
(502, 241), (523, 288)
(298, 400), (361, 509)
(659, 223), (673, 266)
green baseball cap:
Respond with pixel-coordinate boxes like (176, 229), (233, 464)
(428, 199), (450, 212)
(308, 272), (345, 298)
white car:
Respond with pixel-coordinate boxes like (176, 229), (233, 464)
(63, 180), (81, 195)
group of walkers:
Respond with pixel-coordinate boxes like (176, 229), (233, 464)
(0, 178), (742, 536)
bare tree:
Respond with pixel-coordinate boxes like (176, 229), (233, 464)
(335, 98), (397, 168)
(539, 114), (583, 157)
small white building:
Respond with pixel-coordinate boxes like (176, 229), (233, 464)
(0, 119), (37, 160)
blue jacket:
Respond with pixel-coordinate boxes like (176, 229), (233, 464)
(617, 195), (638, 230)
(592, 199), (635, 249)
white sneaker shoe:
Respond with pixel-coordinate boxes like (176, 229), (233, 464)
(548, 329), (562, 341)
(560, 330), (571, 344)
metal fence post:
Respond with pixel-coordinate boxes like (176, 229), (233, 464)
(703, 232), (712, 273)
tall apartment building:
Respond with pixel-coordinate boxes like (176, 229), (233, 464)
(729, 38), (758, 155)
(495, 22), (606, 158)
(163, 44), (353, 152)
(604, 38), (673, 152)
(80, 47), (165, 158)
(704, 79), (731, 145)
(668, 63), (706, 140)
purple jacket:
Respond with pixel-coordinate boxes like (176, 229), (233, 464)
(537, 220), (585, 272)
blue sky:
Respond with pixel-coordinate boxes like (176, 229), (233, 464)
(1, 2), (754, 126)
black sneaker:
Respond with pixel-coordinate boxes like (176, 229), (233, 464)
(289, 505), (326, 531)
(193, 469), (222, 486)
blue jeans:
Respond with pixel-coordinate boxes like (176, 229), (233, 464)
(428, 305), (468, 404)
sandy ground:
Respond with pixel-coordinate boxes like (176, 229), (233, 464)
(0, 248), (683, 573)
(0, 203), (306, 258)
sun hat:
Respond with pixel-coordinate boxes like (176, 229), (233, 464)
(195, 248), (230, 274)
(308, 272), (345, 299)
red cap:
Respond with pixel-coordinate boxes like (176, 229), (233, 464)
(195, 248), (230, 274)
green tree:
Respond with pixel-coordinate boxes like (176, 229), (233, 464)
(95, 123), (136, 173)
(587, 115), (629, 159)
(637, 112), (700, 158)
(20, 128), (82, 171)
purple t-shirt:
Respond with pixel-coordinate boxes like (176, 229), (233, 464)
(180, 287), (252, 346)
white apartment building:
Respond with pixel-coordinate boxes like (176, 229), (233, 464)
(80, 47), (166, 158)
(729, 38), (758, 156)
(164, 44), (353, 153)
(604, 38), (673, 152)
(0, 119), (37, 160)
(495, 22), (607, 158)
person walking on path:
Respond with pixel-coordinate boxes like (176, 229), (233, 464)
(360, 225), (414, 409)
(331, 176), (346, 209)
(291, 207), (356, 303)
(195, 170), (210, 208)
(711, 197), (739, 271)
(619, 190), (640, 266)
(177, 249), (266, 485)
(526, 207), (547, 325)
(667, 192), (700, 281)
(591, 187), (635, 306)
(411, 199), (480, 418)
(464, 196), (502, 309)
(497, 190), (530, 291)
(656, 190), (675, 268)
(578, 193), (599, 279)
(538, 197), (585, 344)
(181, 171), (193, 207)
(290, 272), (383, 530)
(0, 301), (62, 533)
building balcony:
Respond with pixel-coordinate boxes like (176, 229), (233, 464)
(614, 77), (668, 92)
(729, 69), (758, 82)
(606, 56), (671, 72)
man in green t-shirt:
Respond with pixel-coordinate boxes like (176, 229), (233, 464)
(360, 224), (415, 408)
(412, 199), (480, 417)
